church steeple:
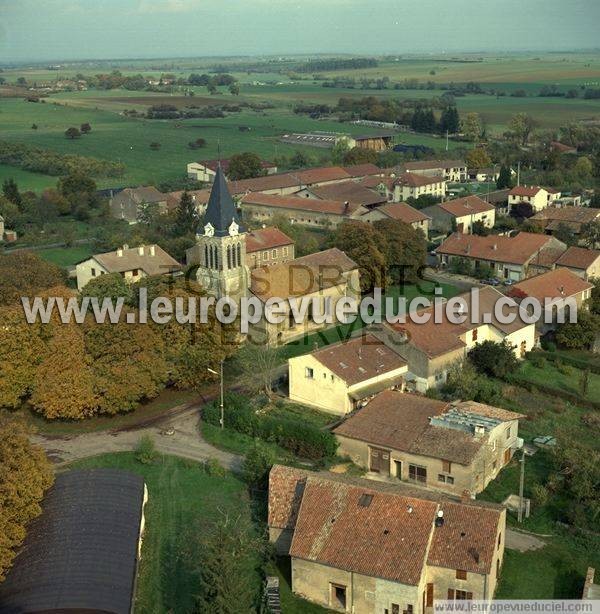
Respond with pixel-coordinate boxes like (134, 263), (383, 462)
(202, 165), (244, 237)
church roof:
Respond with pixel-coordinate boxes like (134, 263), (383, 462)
(202, 165), (244, 237)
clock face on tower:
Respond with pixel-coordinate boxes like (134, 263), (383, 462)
(228, 220), (239, 237)
(204, 222), (215, 237)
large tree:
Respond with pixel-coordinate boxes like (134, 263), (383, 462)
(467, 340), (519, 379)
(2, 178), (22, 208)
(372, 218), (427, 285)
(175, 190), (199, 236)
(461, 112), (482, 142)
(193, 513), (262, 614)
(226, 152), (265, 180)
(465, 148), (492, 169)
(328, 221), (387, 292)
(0, 252), (65, 307)
(0, 415), (54, 581)
(508, 113), (536, 146)
(496, 165), (513, 189)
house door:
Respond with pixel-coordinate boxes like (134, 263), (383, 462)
(426, 583), (434, 608)
(457, 223), (464, 233)
(394, 460), (403, 479)
(503, 448), (511, 465)
(369, 447), (390, 474)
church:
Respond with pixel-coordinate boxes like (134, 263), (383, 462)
(186, 166), (361, 345)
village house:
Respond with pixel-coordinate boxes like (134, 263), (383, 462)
(388, 159), (468, 183)
(108, 186), (174, 224)
(529, 206), (600, 242)
(288, 334), (407, 415)
(240, 192), (367, 228)
(372, 286), (536, 392)
(393, 173), (447, 202)
(186, 167), (360, 344)
(76, 244), (181, 290)
(467, 167), (502, 183)
(186, 158), (278, 182)
(244, 226), (295, 268)
(508, 186), (561, 213)
(423, 195), (496, 234)
(510, 268), (593, 333)
(268, 465), (506, 612)
(361, 202), (431, 236)
(0, 469), (147, 614)
(436, 232), (567, 281)
(554, 246), (600, 279)
(295, 179), (388, 208)
(334, 391), (524, 496)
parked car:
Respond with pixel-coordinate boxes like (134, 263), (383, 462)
(482, 278), (500, 286)
(504, 279), (515, 286)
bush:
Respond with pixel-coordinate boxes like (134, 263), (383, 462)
(242, 443), (276, 486)
(581, 412), (600, 430)
(135, 435), (157, 464)
(468, 340), (519, 379)
(204, 457), (226, 477)
(203, 393), (338, 459)
(541, 339), (556, 352)
(528, 352), (547, 369)
(531, 483), (549, 507)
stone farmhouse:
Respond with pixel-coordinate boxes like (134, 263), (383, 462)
(529, 206), (600, 243)
(269, 465), (506, 612)
(109, 186), (174, 224)
(436, 232), (567, 282)
(554, 246), (600, 279)
(334, 390), (524, 496)
(361, 202), (431, 236)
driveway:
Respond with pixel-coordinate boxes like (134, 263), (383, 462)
(505, 528), (546, 552)
(32, 405), (242, 471)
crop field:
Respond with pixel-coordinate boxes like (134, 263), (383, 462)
(1, 53), (600, 192)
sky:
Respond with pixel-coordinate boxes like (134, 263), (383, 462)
(1, 0), (599, 63)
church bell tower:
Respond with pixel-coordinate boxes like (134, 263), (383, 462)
(194, 165), (249, 300)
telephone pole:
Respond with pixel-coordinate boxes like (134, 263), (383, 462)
(517, 447), (526, 523)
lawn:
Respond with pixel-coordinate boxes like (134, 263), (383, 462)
(518, 360), (600, 402)
(66, 452), (257, 614)
(36, 245), (93, 267)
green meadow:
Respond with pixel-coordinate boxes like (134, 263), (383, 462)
(1, 53), (600, 191)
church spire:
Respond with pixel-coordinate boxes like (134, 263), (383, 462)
(202, 166), (244, 237)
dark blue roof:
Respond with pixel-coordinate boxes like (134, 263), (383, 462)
(202, 165), (244, 237)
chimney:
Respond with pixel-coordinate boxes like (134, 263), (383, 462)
(117, 248), (123, 257)
(138, 246), (145, 256)
(460, 490), (472, 503)
(343, 201), (349, 214)
(150, 245), (156, 257)
(492, 243), (498, 250)
(559, 285), (565, 296)
(434, 509), (444, 527)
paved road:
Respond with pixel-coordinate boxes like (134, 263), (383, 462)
(505, 528), (546, 552)
(32, 405), (242, 471)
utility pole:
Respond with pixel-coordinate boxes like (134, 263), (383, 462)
(207, 360), (225, 429)
(517, 447), (526, 523)
(446, 130), (449, 151)
(516, 161), (521, 187)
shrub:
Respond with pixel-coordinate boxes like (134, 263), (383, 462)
(204, 393), (338, 459)
(581, 412), (600, 430)
(531, 483), (549, 507)
(542, 340), (557, 352)
(242, 443), (277, 486)
(204, 457), (226, 477)
(135, 435), (157, 464)
(529, 353), (546, 369)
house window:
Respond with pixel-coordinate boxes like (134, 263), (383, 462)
(283, 246), (289, 256)
(442, 460), (452, 474)
(455, 590), (472, 600)
(131, 268), (139, 276)
(305, 367), (314, 379)
(272, 249), (277, 258)
(492, 460), (497, 472)
(472, 329), (478, 342)
(438, 474), (447, 483)
(91, 267), (96, 276)
(405, 606), (414, 614)
(447, 476), (454, 484)
(330, 583), (347, 610)
(263, 251), (269, 260)
(409, 464), (427, 483)
(456, 569), (467, 580)
(498, 532), (502, 548)
(506, 426), (512, 440)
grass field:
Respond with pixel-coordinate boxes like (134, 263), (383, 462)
(2, 53), (600, 192)
(518, 360), (600, 402)
(36, 245), (93, 267)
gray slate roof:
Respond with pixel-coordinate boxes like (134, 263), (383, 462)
(0, 469), (145, 614)
(202, 165), (245, 237)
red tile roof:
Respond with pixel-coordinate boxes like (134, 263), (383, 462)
(395, 172), (445, 188)
(511, 268), (593, 302)
(437, 232), (558, 266)
(309, 334), (407, 385)
(342, 164), (382, 178)
(372, 202), (430, 224)
(555, 246), (600, 270)
(290, 477), (437, 586)
(268, 465), (504, 581)
(437, 195), (495, 217)
(245, 227), (294, 254)
(509, 186), (544, 198)
(308, 181), (387, 207)
(241, 192), (363, 216)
